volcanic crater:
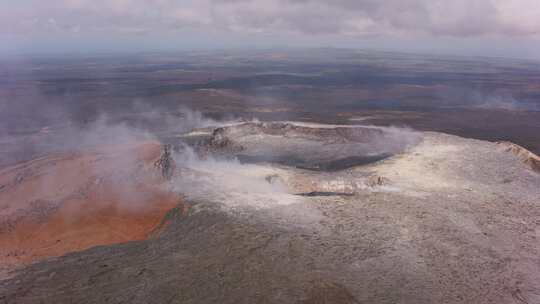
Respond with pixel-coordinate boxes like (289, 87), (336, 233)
(1, 120), (540, 304)
(196, 122), (422, 171)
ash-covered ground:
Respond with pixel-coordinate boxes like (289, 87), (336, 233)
(1, 117), (539, 304)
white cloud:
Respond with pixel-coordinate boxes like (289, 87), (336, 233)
(1, 0), (539, 38)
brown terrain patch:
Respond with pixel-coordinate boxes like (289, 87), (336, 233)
(0, 141), (180, 272)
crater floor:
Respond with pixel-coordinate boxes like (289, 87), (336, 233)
(197, 122), (421, 171)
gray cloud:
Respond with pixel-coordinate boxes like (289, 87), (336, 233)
(1, 0), (539, 38)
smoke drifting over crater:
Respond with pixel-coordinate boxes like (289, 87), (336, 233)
(0, 107), (244, 271)
(156, 119), (424, 217)
(170, 142), (300, 210)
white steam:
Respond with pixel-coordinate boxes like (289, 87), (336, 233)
(169, 143), (303, 210)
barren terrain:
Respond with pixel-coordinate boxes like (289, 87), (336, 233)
(1, 50), (540, 303)
(1, 121), (539, 304)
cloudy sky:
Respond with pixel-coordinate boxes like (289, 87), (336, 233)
(1, 0), (539, 59)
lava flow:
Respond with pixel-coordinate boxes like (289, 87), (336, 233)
(0, 141), (181, 271)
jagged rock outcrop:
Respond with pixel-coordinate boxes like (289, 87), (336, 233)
(154, 144), (176, 180)
(366, 175), (390, 187)
(497, 141), (540, 172)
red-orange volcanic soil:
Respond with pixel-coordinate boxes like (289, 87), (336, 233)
(0, 141), (181, 272)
